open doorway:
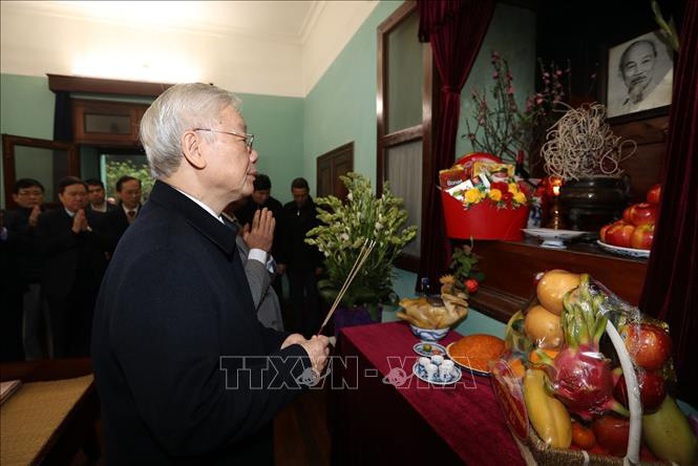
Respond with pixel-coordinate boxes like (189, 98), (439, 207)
(100, 153), (153, 202)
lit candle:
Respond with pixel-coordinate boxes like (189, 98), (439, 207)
(552, 185), (560, 196)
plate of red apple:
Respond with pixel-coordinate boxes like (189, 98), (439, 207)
(596, 239), (650, 259)
(597, 184), (660, 259)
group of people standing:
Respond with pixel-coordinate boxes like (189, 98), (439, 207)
(0, 174), (143, 361)
(1, 168), (327, 363)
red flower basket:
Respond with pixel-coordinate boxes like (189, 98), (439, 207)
(441, 190), (530, 240)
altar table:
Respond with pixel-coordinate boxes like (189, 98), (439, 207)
(329, 321), (525, 465)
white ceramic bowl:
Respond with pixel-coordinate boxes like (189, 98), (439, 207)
(409, 324), (449, 341)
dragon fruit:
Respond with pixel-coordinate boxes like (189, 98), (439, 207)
(534, 274), (629, 421)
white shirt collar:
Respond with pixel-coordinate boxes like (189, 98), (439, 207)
(121, 204), (138, 215)
(173, 187), (224, 224)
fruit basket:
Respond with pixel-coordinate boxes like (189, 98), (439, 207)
(491, 270), (698, 465)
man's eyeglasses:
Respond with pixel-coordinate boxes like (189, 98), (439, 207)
(193, 128), (255, 151)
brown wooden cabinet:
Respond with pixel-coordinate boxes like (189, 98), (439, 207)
(72, 99), (149, 146)
(468, 239), (648, 323)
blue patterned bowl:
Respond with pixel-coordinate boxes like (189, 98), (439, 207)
(409, 324), (449, 342)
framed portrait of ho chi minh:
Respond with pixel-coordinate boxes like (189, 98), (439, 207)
(605, 30), (674, 120)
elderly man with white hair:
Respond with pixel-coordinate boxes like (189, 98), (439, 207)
(92, 83), (330, 465)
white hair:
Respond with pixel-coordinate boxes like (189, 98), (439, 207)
(139, 83), (243, 179)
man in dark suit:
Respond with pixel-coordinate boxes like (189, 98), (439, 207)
(3, 178), (48, 360)
(91, 83), (330, 465)
(36, 177), (109, 357)
(236, 174), (283, 228)
(235, 173), (284, 299)
(85, 178), (117, 215)
(102, 175), (142, 253)
(277, 177), (325, 338)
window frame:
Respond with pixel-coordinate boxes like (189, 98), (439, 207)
(376, 1), (437, 272)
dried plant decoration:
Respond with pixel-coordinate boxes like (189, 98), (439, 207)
(540, 103), (637, 180)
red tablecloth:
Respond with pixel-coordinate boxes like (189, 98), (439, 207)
(329, 321), (525, 466)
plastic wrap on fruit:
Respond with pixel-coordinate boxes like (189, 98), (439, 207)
(504, 310), (533, 354)
(524, 304), (564, 349)
(530, 274), (629, 421)
(519, 270), (580, 350)
(584, 276), (677, 402)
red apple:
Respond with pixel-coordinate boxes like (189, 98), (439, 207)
(614, 369), (667, 413)
(626, 202), (657, 226)
(646, 184), (661, 205)
(592, 414), (630, 457)
(622, 323), (672, 371)
(622, 206), (633, 224)
(630, 223), (654, 250)
(605, 222), (635, 248)
(600, 220), (625, 243)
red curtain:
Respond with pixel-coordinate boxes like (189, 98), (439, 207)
(640, 0), (698, 408)
(416, 0), (495, 289)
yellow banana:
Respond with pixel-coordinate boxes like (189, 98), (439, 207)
(523, 368), (572, 448)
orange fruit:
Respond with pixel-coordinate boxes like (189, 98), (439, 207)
(507, 358), (526, 379)
(536, 269), (581, 316)
(524, 305), (563, 348)
(528, 348), (560, 365)
(572, 420), (596, 449)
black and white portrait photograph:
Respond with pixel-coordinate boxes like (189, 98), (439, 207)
(607, 30), (674, 118)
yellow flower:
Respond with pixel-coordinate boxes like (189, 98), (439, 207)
(488, 189), (502, 202)
(508, 183), (519, 194)
(464, 188), (483, 204)
(513, 192), (527, 204)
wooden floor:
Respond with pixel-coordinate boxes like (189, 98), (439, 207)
(274, 387), (331, 466)
(274, 294), (333, 465)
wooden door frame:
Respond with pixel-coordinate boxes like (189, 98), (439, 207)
(2, 134), (79, 209)
(316, 142), (355, 200)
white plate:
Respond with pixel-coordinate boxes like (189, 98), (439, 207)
(597, 240), (650, 259)
(412, 362), (462, 386)
(523, 228), (586, 241)
(413, 342), (447, 358)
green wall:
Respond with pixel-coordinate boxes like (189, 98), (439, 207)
(0, 74), (56, 206)
(0, 74), (55, 139)
(238, 93), (304, 204)
(456, 4), (537, 160)
(303, 1), (404, 190)
(0, 75), (303, 206)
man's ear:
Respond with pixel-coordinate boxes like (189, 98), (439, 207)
(181, 130), (207, 170)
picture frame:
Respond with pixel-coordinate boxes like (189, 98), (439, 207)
(605, 30), (674, 120)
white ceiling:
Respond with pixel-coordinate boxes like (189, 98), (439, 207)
(0, 0), (380, 97)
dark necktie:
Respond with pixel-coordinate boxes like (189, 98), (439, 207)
(127, 210), (136, 224)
